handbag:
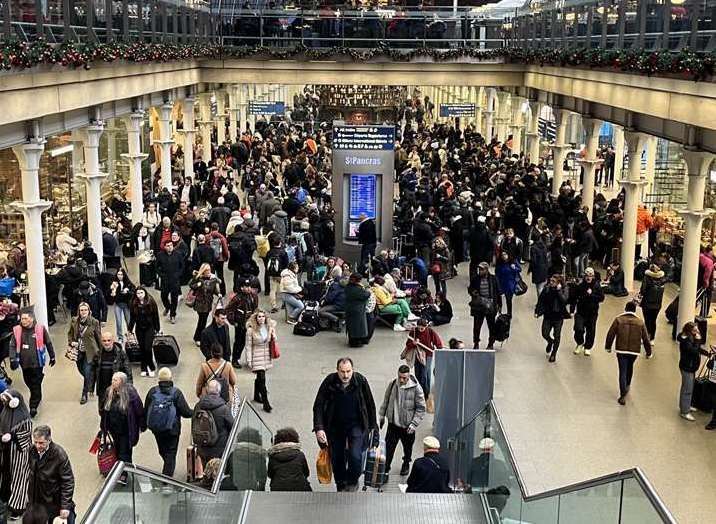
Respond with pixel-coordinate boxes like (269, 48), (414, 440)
(65, 344), (79, 362)
(316, 447), (332, 484)
(97, 432), (118, 477)
(269, 335), (280, 359)
(514, 278), (528, 296)
(184, 289), (196, 307)
(231, 384), (242, 418)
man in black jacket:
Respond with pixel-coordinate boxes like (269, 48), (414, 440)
(312, 357), (377, 492)
(225, 279), (259, 368)
(571, 268), (605, 357)
(156, 241), (184, 323)
(200, 308), (231, 361)
(144, 367), (193, 476)
(468, 262), (502, 349)
(536, 274), (570, 363)
(27, 425), (76, 522)
(357, 213), (377, 276)
(406, 436), (451, 493)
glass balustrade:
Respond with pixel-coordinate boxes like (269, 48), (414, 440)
(449, 401), (675, 524)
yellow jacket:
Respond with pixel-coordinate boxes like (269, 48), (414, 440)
(371, 285), (393, 307)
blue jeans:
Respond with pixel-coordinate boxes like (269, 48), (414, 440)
(114, 302), (131, 342)
(328, 426), (366, 489)
(76, 352), (94, 395)
(414, 354), (432, 397)
(279, 293), (305, 320)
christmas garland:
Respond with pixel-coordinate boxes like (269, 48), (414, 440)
(0, 38), (714, 81)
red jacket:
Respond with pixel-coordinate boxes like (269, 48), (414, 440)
(207, 231), (229, 262)
(405, 327), (444, 358)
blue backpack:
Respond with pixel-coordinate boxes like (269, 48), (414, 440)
(147, 388), (177, 433)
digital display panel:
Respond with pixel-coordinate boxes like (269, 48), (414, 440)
(349, 174), (377, 220)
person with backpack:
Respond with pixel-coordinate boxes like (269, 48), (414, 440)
(9, 311), (55, 418)
(207, 223), (230, 296)
(266, 240), (289, 314)
(191, 234), (217, 271)
(195, 342), (238, 404)
(639, 264), (666, 343)
(144, 367), (193, 476)
(189, 264), (221, 347)
(192, 379), (234, 464)
(245, 310), (278, 413)
(226, 278), (259, 368)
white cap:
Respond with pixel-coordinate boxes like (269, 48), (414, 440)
(479, 437), (495, 451)
(423, 436), (441, 449)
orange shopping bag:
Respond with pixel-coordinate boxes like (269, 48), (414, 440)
(316, 447), (332, 484)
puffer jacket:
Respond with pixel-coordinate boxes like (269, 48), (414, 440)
(640, 269), (665, 311)
(267, 442), (312, 492)
(245, 319), (277, 372)
(605, 312), (652, 356)
(378, 375), (426, 432)
(279, 269), (302, 294)
(269, 210), (289, 241)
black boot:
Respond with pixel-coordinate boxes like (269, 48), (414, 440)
(253, 382), (263, 403)
(263, 393), (273, 413)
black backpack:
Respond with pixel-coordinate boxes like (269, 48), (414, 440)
(494, 314), (511, 342)
(267, 253), (282, 277)
(300, 308), (321, 330)
(293, 322), (317, 336)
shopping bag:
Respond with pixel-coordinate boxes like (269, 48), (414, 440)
(97, 432), (118, 477)
(88, 432), (101, 455)
(269, 336), (280, 359)
(316, 447), (332, 484)
(426, 394), (435, 414)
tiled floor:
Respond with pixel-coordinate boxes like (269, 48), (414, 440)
(11, 258), (714, 522)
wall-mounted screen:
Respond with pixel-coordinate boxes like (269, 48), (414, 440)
(348, 174), (377, 220)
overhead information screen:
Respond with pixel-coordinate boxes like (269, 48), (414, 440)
(333, 125), (395, 151)
(248, 101), (285, 115)
(349, 174), (377, 220)
(439, 104), (476, 117)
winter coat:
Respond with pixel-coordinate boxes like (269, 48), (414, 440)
(9, 322), (55, 370)
(323, 278), (346, 309)
(406, 452), (451, 493)
(200, 322), (231, 361)
(605, 312), (652, 357)
(344, 283), (370, 340)
(378, 375), (426, 431)
(195, 393), (234, 461)
(269, 210), (289, 241)
(231, 440), (268, 491)
(678, 334), (708, 373)
(468, 273), (502, 316)
(535, 286), (569, 321)
(639, 269), (666, 311)
(195, 358), (238, 401)
(144, 382), (193, 436)
(312, 371), (377, 434)
(156, 250), (185, 289)
(528, 241), (549, 285)
(469, 223), (493, 264)
(94, 343), (133, 397)
(572, 279), (605, 319)
(245, 319), (277, 372)
(267, 442), (312, 492)
(495, 261), (521, 296)
(279, 269), (302, 294)
(67, 316), (102, 362)
(207, 231), (230, 263)
(190, 275), (220, 314)
(100, 385), (145, 447)
(357, 218), (377, 245)
(259, 197), (280, 226)
(27, 442), (75, 517)
(73, 284), (108, 322)
(192, 243), (216, 270)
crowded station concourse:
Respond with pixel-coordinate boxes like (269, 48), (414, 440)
(0, 16), (713, 521)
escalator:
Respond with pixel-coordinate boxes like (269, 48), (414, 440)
(82, 400), (675, 524)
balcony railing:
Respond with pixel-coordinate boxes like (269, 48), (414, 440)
(507, 0), (716, 53)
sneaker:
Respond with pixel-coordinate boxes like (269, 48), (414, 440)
(232, 360), (242, 369)
(393, 324), (407, 332)
(163, 308), (169, 317)
(548, 351), (556, 363)
(583, 349), (592, 356)
(545, 340), (553, 354)
(286, 318), (298, 325)
(407, 313), (420, 321)
(148, 370), (156, 378)
(573, 344), (583, 355)
(170, 317), (176, 324)
(689, 407), (698, 413)
(706, 422), (716, 430)
(140, 371), (148, 377)
(80, 394), (88, 405)
(680, 413), (696, 421)
(195, 340), (201, 347)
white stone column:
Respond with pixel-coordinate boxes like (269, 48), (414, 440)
(198, 93), (213, 162)
(239, 84), (248, 134)
(550, 109), (571, 196)
(77, 124), (107, 270)
(10, 140), (51, 327)
(613, 125), (625, 181)
(578, 118), (603, 221)
(643, 136), (658, 201)
(248, 85), (257, 131)
(228, 85), (239, 142)
(620, 131), (649, 291)
(526, 100), (542, 164)
(122, 111), (148, 226)
(215, 90), (227, 146)
(677, 150), (716, 329)
(178, 97), (196, 181)
(154, 103), (174, 190)
(509, 96), (526, 155)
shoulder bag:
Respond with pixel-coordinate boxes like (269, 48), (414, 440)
(269, 332), (280, 359)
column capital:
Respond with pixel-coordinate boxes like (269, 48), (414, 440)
(582, 117), (602, 138)
(9, 200), (52, 214)
(577, 158), (603, 168)
(618, 178), (648, 189)
(677, 208), (715, 220)
(158, 103), (174, 120)
(624, 130), (649, 155)
(79, 125), (105, 148)
(120, 152), (149, 162)
(12, 141), (46, 171)
(553, 108), (572, 127)
(124, 112), (145, 133)
(177, 128), (197, 135)
(76, 171), (108, 182)
(152, 139), (174, 147)
(549, 144), (571, 152)
(681, 148), (715, 177)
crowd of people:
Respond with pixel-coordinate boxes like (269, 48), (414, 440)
(0, 86), (715, 521)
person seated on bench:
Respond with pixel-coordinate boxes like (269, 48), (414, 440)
(371, 250), (391, 278)
(279, 262), (305, 325)
(321, 257), (342, 282)
(318, 276), (346, 331)
(410, 287), (435, 319)
(383, 271), (407, 299)
(371, 276), (417, 332)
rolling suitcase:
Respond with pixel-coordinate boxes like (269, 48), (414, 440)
(153, 334), (180, 365)
(140, 260), (156, 287)
(121, 238), (136, 258)
(186, 445), (203, 482)
(494, 313), (511, 342)
(362, 430), (388, 491)
(125, 335), (142, 363)
(696, 316), (708, 347)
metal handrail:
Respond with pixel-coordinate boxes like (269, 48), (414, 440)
(464, 400), (677, 523)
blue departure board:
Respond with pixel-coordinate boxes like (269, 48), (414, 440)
(349, 174), (377, 220)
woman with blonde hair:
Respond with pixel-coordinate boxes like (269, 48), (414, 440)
(67, 302), (102, 404)
(100, 372), (144, 466)
(189, 263), (221, 345)
(245, 310), (278, 413)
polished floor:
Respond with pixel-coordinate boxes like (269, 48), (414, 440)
(9, 257), (713, 522)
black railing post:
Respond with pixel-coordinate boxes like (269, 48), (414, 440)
(616, 0), (626, 49)
(2, 0), (11, 39)
(63, 0), (72, 41)
(122, 0), (129, 41)
(586, 5), (593, 49)
(600, 0), (607, 48)
(150, 0), (157, 43)
(105, 0), (113, 41)
(663, 0), (671, 51)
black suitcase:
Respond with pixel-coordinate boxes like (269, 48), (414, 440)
(125, 338), (142, 363)
(293, 322), (317, 337)
(696, 316), (708, 346)
(665, 296), (679, 324)
(494, 313), (511, 342)
(140, 260), (156, 287)
(104, 255), (121, 271)
(122, 241), (136, 258)
(692, 375), (713, 412)
(153, 334), (180, 365)
(302, 281), (325, 302)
